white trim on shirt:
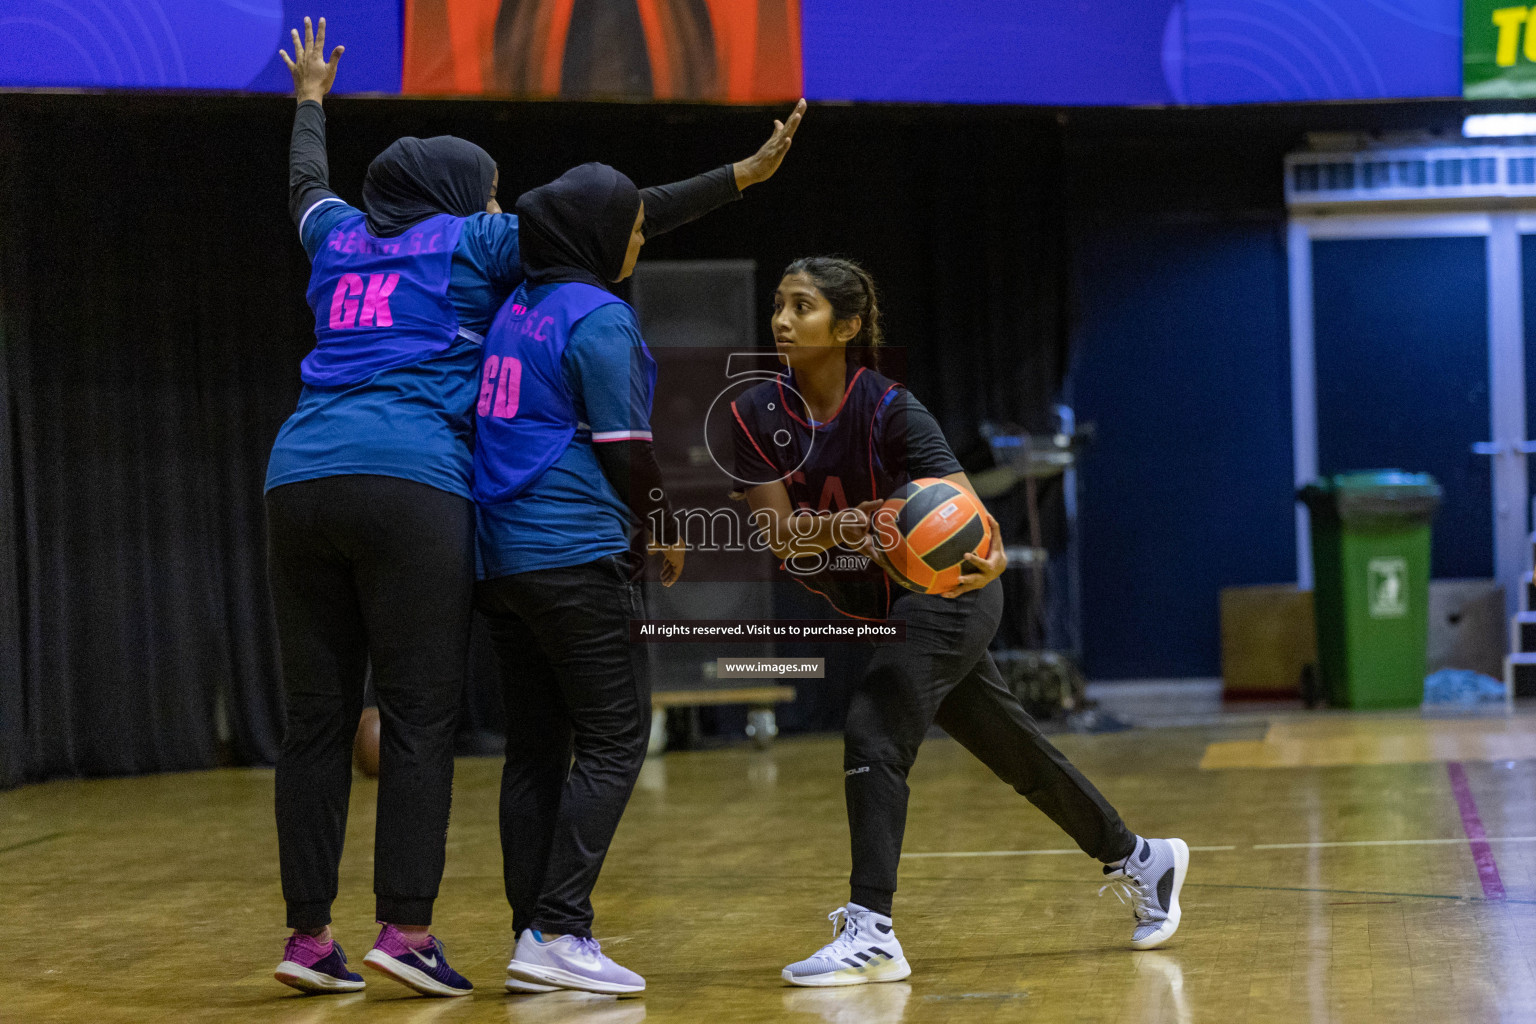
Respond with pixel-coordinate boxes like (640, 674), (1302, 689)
(590, 429), (653, 443)
(298, 196), (346, 239)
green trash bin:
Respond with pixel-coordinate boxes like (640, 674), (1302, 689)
(1299, 471), (1442, 709)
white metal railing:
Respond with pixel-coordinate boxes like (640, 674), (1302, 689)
(1286, 145), (1536, 206)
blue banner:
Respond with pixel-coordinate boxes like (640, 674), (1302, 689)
(0, 1), (400, 93)
(802, 0), (1461, 105)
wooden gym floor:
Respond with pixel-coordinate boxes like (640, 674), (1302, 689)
(7, 710), (1536, 1023)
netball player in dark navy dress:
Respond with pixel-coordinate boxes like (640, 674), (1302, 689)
(729, 258), (1191, 987)
(268, 20), (803, 996)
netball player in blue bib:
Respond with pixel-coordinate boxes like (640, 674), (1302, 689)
(268, 20), (803, 997)
(730, 258), (1191, 987)
(472, 163), (682, 996)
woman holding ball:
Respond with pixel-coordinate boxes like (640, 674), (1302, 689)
(729, 257), (1190, 987)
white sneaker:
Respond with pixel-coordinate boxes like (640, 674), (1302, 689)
(782, 904), (912, 987)
(1100, 837), (1190, 949)
(505, 929), (645, 995)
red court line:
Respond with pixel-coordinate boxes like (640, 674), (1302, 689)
(1447, 761), (1506, 901)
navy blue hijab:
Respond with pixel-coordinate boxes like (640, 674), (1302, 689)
(515, 162), (640, 292)
(362, 136), (496, 237)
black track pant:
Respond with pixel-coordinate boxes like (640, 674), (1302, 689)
(476, 553), (650, 938)
(844, 582), (1137, 916)
(268, 475), (473, 929)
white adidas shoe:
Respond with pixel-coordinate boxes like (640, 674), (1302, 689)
(782, 904), (912, 987)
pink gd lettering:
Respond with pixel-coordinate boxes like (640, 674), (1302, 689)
(477, 355), (522, 418)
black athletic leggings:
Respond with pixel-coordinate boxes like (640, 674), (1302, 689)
(844, 582), (1137, 916)
(476, 553), (651, 938)
(267, 474), (474, 929)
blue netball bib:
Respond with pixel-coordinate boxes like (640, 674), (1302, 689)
(473, 281), (630, 503)
(303, 213), (466, 386)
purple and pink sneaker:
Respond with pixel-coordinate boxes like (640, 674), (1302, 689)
(505, 929), (645, 995)
(361, 923), (473, 997)
(274, 933), (365, 993)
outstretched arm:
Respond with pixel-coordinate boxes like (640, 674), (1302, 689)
(639, 99), (806, 237)
(281, 17), (345, 228)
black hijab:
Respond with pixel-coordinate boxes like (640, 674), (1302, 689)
(362, 136), (496, 237)
(514, 162), (640, 292)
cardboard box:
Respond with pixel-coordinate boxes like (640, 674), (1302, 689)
(1220, 584), (1315, 698)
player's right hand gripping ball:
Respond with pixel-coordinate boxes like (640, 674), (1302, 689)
(870, 478), (992, 594)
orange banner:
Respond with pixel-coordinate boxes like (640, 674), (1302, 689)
(403, 0), (802, 102)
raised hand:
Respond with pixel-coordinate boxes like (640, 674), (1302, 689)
(733, 98), (807, 190)
(280, 16), (344, 105)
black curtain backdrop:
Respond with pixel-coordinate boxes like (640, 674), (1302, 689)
(0, 93), (1072, 788)
(0, 97), (310, 785)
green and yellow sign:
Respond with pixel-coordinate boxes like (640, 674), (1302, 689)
(1467, 2), (1536, 97)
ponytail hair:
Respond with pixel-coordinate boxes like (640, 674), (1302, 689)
(782, 256), (883, 370)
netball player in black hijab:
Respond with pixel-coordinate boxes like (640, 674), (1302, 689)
(360, 135), (497, 234)
(470, 163), (685, 995)
(270, 18), (805, 998)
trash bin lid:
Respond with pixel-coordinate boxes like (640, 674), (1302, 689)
(1329, 470), (1441, 498)
(1298, 470), (1441, 524)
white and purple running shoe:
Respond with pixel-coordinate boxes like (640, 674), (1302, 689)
(505, 929), (645, 996)
(274, 933), (365, 993)
(361, 923), (473, 997)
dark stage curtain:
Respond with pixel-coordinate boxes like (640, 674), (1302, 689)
(0, 94), (1070, 787)
(0, 97), (311, 786)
